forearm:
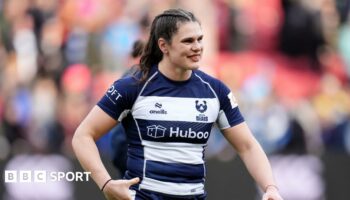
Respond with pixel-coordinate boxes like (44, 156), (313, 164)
(238, 139), (276, 191)
(72, 127), (111, 189)
(223, 123), (282, 199)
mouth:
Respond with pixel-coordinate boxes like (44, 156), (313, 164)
(188, 54), (201, 62)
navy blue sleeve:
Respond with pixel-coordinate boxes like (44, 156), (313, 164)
(215, 80), (245, 130)
(97, 77), (140, 121)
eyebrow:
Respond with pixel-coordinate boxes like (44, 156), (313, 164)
(180, 35), (204, 42)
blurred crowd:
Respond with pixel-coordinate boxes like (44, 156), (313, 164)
(0, 0), (350, 199)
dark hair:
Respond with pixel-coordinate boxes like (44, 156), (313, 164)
(139, 8), (200, 82)
(131, 40), (144, 58)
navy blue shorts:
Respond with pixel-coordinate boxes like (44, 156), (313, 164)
(131, 189), (207, 200)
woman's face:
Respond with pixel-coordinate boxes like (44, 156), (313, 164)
(163, 21), (203, 70)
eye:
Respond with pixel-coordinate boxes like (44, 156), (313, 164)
(182, 38), (194, 44)
(198, 36), (203, 42)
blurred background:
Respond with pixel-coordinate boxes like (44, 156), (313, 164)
(0, 0), (349, 199)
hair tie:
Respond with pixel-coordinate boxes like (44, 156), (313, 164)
(101, 178), (113, 192)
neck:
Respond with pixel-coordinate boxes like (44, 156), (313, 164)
(158, 59), (192, 81)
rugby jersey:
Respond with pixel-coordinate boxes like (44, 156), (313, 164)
(97, 65), (244, 196)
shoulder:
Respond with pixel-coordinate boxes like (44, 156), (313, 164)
(109, 71), (145, 97)
(193, 69), (227, 91)
(114, 70), (143, 87)
(121, 65), (140, 78)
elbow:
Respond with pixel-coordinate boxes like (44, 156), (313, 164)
(71, 125), (85, 154)
(71, 129), (79, 154)
(236, 142), (253, 155)
(236, 139), (259, 155)
(71, 125), (95, 153)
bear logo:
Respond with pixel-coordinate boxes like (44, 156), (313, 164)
(195, 100), (207, 113)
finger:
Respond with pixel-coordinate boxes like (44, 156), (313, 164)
(126, 177), (140, 186)
(262, 194), (269, 200)
(263, 196), (278, 200)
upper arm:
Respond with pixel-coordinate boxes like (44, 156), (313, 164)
(76, 106), (118, 140)
(210, 78), (253, 152)
(75, 78), (139, 140)
(214, 79), (244, 129)
(222, 122), (259, 154)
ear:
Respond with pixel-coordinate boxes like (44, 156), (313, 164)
(158, 38), (169, 54)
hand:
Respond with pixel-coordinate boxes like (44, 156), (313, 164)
(103, 177), (140, 200)
(262, 185), (283, 200)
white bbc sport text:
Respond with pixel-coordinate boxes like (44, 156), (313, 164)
(4, 170), (91, 183)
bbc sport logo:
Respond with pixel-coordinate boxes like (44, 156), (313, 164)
(4, 170), (91, 183)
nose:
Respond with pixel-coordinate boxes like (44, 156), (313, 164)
(191, 41), (202, 52)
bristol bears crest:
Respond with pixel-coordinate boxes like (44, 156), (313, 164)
(195, 100), (207, 113)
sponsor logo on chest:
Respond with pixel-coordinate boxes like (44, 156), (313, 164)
(142, 99), (214, 122)
(146, 125), (209, 139)
(149, 103), (167, 115)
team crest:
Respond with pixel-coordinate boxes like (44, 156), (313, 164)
(195, 100), (207, 113)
